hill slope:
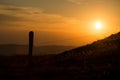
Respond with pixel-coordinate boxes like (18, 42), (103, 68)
(46, 32), (120, 65)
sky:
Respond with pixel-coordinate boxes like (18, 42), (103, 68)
(0, 0), (120, 46)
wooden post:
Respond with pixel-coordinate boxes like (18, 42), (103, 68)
(28, 31), (34, 66)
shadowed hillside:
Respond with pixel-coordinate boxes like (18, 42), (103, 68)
(45, 32), (120, 65)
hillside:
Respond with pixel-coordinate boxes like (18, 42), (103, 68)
(44, 32), (120, 65)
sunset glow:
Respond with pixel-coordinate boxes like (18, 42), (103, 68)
(0, 0), (119, 46)
(95, 22), (102, 30)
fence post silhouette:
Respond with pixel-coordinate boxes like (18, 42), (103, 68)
(28, 31), (34, 67)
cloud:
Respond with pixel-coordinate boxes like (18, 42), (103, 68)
(0, 5), (43, 14)
(0, 5), (79, 26)
(3, 7), (23, 11)
(0, 5), (43, 26)
(65, 0), (91, 4)
(0, 14), (24, 21)
(0, 4), (88, 36)
(0, 13), (29, 27)
(66, 0), (82, 4)
(66, 0), (105, 5)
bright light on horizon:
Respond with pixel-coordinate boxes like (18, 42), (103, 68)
(95, 21), (102, 30)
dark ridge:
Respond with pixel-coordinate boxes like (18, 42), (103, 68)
(44, 32), (120, 65)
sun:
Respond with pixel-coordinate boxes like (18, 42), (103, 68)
(95, 21), (102, 30)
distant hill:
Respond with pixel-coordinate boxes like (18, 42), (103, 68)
(45, 32), (120, 65)
(0, 44), (75, 56)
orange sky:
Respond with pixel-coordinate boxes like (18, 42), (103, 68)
(0, 0), (119, 46)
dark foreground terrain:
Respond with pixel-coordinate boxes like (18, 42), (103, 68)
(0, 55), (120, 80)
(1, 32), (120, 80)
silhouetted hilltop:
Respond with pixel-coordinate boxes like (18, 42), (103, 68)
(46, 32), (120, 65)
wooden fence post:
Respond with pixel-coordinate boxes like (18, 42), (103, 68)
(28, 31), (34, 66)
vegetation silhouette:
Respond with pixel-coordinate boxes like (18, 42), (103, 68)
(0, 32), (120, 80)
